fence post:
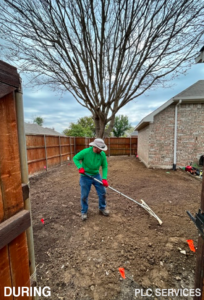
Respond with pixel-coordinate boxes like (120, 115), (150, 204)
(59, 136), (62, 165)
(44, 135), (48, 170)
(130, 136), (132, 156)
(15, 86), (37, 295)
(109, 137), (110, 156)
(69, 137), (72, 160)
(74, 137), (76, 155)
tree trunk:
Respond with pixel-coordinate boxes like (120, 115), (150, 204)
(104, 117), (115, 137)
(94, 116), (106, 138)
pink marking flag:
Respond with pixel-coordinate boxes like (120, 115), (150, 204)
(44, 166), (46, 169)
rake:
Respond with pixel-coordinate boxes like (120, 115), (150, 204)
(84, 173), (163, 225)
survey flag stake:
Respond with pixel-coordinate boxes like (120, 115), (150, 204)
(119, 268), (126, 279)
(187, 239), (196, 252)
(41, 218), (45, 224)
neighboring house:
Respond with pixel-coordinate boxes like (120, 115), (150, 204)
(135, 80), (204, 169)
(195, 46), (204, 63)
(24, 122), (65, 136)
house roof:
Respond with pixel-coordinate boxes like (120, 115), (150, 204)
(24, 122), (65, 136)
(135, 80), (204, 131)
(0, 60), (21, 98)
(195, 48), (204, 63)
(173, 80), (204, 100)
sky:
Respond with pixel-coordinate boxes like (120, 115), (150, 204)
(22, 62), (204, 134)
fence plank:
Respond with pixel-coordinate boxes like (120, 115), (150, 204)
(0, 246), (13, 300)
(9, 232), (32, 299)
(0, 93), (24, 219)
(0, 210), (31, 250)
(0, 187), (3, 223)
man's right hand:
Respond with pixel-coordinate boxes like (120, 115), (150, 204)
(79, 168), (85, 174)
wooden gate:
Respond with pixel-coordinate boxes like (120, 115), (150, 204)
(0, 61), (34, 299)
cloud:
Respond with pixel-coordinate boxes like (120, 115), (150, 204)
(22, 63), (204, 133)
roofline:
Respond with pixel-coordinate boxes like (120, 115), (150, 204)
(135, 97), (204, 131)
(135, 98), (174, 131)
(172, 96), (204, 100)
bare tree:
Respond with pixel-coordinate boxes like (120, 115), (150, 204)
(0, 0), (204, 137)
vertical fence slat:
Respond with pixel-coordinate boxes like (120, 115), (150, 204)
(9, 232), (32, 299)
(0, 246), (13, 300)
(0, 92), (24, 219)
(69, 137), (71, 160)
(59, 136), (62, 165)
(44, 135), (48, 170)
(0, 188), (3, 223)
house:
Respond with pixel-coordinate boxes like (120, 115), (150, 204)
(195, 46), (204, 63)
(135, 80), (204, 169)
(24, 122), (65, 136)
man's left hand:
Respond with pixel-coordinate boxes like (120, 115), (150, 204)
(102, 179), (109, 187)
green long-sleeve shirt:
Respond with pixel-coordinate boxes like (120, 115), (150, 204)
(73, 147), (108, 179)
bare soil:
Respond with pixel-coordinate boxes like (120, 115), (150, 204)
(30, 156), (201, 300)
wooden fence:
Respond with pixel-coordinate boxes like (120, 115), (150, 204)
(0, 61), (32, 299)
(26, 135), (137, 175)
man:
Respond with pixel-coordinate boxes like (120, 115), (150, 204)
(73, 138), (109, 221)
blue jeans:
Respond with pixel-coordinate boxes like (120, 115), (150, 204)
(79, 173), (106, 214)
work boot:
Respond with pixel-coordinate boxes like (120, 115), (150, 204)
(81, 213), (87, 221)
(99, 209), (110, 216)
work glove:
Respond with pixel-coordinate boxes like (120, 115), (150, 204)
(79, 168), (85, 174)
(102, 179), (109, 187)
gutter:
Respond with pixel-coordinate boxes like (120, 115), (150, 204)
(173, 99), (182, 170)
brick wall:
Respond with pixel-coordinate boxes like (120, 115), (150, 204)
(138, 103), (204, 168)
(137, 126), (150, 167)
(148, 105), (175, 168)
(177, 103), (204, 166)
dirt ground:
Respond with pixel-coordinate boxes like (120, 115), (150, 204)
(30, 156), (202, 300)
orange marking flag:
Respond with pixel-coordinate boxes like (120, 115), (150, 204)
(119, 268), (126, 279)
(187, 239), (196, 252)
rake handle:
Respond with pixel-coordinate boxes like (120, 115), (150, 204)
(84, 173), (145, 208)
(84, 172), (103, 184)
(83, 173), (163, 225)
